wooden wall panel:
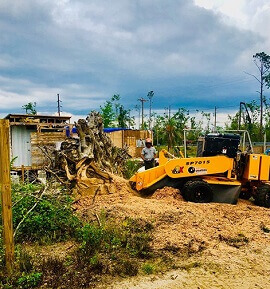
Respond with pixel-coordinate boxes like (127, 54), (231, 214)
(106, 130), (153, 158)
(107, 131), (123, 148)
(31, 132), (66, 168)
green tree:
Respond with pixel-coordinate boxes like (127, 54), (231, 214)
(152, 108), (193, 150)
(226, 100), (261, 141)
(22, 102), (37, 115)
(246, 52), (270, 138)
(165, 117), (179, 150)
(100, 94), (135, 128)
(117, 105), (134, 128)
(100, 100), (115, 128)
(201, 111), (211, 134)
(112, 94), (121, 117)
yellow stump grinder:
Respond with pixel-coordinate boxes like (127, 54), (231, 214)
(130, 133), (270, 207)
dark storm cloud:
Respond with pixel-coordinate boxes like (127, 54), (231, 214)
(0, 0), (263, 115)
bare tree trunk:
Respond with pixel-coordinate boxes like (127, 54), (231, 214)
(260, 62), (264, 141)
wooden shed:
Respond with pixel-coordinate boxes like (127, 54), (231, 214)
(5, 114), (71, 170)
(105, 128), (153, 158)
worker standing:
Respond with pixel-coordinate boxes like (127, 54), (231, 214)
(141, 138), (157, 170)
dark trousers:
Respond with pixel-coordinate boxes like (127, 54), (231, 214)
(144, 159), (155, 170)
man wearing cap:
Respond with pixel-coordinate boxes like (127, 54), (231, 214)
(141, 138), (157, 170)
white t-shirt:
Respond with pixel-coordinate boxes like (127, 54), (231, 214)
(142, 147), (157, 161)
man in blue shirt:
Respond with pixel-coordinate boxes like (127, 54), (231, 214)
(141, 138), (157, 170)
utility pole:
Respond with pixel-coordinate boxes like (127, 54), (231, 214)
(260, 61), (264, 136)
(164, 107), (168, 117)
(135, 105), (141, 129)
(138, 98), (148, 129)
(57, 93), (62, 116)
(168, 105), (171, 120)
(214, 106), (217, 132)
(0, 120), (15, 274)
(147, 91), (154, 130)
(128, 109), (131, 129)
(238, 102), (242, 130)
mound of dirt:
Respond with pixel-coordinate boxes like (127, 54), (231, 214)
(72, 173), (135, 198)
(74, 185), (270, 248)
(110, 175), (135, 195)
(74, 186), (270, 289)
(151, 187), (183, 201)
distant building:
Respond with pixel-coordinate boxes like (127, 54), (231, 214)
(5, 114), (71, 170)
(104, 128), (153, 157)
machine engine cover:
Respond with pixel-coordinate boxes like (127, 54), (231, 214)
(203, 133), (240, 158)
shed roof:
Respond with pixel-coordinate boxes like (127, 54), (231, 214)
(5, 113), (71, 120)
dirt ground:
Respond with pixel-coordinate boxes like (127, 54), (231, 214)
(73, 177), (270, 289)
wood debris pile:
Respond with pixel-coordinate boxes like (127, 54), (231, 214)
(53, 111), (131, 195)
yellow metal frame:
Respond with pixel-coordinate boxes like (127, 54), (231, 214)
(131, 150), (235, 191)
(201, 176), (241, 186)
(130, 149), (270, 192)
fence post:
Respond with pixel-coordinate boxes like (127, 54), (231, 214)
(0, 119), (15, 273)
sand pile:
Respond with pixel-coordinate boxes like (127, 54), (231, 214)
(74, 184), (270, 288)
(151, 187), (183, 201)
(73, 184), (270, 251)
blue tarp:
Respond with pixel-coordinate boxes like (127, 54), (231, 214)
(103, 127), (130, 133)
(68, 126), (130, 135)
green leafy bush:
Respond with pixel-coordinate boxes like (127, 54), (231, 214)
(142, 263), (155, 275)
(11, 184), (81, 243)
(75, 216), (153, 278)
(76, 217), (153, 261)
(0, 184), (156, 286)
(123, 159), (143, 179)
(16, 272), (42, 289)
(77, 224), (104, 258)
(121, 218), (153, 258)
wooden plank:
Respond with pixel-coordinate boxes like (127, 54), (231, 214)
(0, 119), (15, 273)
(21, 165), (25, 183)
(30, 132), (66, 167)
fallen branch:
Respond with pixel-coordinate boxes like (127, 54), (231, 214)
(13, 185), (48, 238)
(95, 213), (101, 227)
(45, 166), (70, 185)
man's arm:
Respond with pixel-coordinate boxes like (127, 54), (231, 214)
(153, 148), (157, 158)
(141, 148), (145, 160)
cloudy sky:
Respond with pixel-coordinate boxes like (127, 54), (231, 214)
(0, 0), (269, 123)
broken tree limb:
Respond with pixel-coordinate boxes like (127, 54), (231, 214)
(13, 185), (48, 238)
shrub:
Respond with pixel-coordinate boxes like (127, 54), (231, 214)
(142, 263), (155, 275)
(75, 216), (153, 277)
(113, 258), (139, 276)
(10, 183), (81, 243)
(77, 224), (104, 258)
(123, 160), (143, 179)
(76, 217), (153, 260)
(16, 246), (34, 273)
(121, 218), (153, 258)
(16, 272), (42, 289)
